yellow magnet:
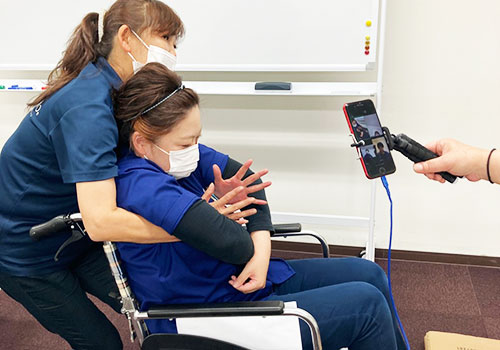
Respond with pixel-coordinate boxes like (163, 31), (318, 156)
(366, 20), (372, 27)
(365, 36), (371, 40)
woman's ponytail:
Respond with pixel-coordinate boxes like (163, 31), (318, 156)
(28, 13), (100, 107)
(61, 13), (100, 82)
(28, 0), (185, 108)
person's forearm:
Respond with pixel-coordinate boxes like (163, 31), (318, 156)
(84, 206), (178, 243)
(173, 200), (255, 264)
(76, 179), (178, 243)
(476, 148), (500, 184)
(465, 147), (500, 184)
(250, 230), (271, 261)
(489, 150), (500, 184)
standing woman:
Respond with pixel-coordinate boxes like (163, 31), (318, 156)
(0, 1), (257, 349)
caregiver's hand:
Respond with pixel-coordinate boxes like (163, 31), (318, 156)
(413, 139), (491, 183)
(202, 184), (259, 225)
(213, 159), (271, 204)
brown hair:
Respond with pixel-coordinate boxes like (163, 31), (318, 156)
(28, 0), (184, 107)
(114, 62), (199, 150)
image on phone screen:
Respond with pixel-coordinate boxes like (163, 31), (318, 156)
(351, 114), (383, 141)
(359, 137), (394, 178)
(344, 100), (396, 179)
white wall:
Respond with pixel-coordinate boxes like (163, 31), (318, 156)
(1, 0), (499, 257)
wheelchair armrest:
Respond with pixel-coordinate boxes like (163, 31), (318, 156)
(141, 301), (284, 319)
(272, 231), (330, 258)
(272, 223), (302, 234)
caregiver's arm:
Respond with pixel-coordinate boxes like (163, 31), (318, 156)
(77, 179), (180, 243)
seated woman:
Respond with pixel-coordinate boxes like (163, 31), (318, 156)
(113, 63), (407, 350)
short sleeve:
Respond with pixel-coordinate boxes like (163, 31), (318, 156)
(116, 166), (199, 234)
(49, 104), (118, 183)
(197, 144), (229, 188)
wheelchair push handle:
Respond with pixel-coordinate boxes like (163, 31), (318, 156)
(272, 223), (301, 234)
(29, 213), (83, 241)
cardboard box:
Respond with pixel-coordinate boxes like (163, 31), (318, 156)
(425, 331), (500, 350)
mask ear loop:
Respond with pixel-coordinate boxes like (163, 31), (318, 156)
(127, 52), (140, 64)
(131, 29), (150, 49)
(126, 28), (149, 65)
(153, 143), (170, 156)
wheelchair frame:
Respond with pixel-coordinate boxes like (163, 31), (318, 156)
(31, 214), (328, 350)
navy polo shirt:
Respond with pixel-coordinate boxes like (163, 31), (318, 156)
(115, 144), (295, 334)
(0, 57), (122, 276)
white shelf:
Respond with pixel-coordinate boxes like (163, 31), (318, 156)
(0, 64), (54, 71)
(0, 79), (377, 96)
(201, 131), (349, 148)
(271, 212), (369, 228)
(186, 81), (377, 96)
(0, 63), (371, 72)
(0, 79), (47, 91)
(177, 64), (372, 72)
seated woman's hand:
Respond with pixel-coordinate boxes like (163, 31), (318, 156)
(212, 159), (271, 204)
(228, 249), (269, 294)
(229, 230), (271, 294)
(201, 184), (259, 225)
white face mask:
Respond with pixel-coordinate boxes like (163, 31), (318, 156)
(127, 30), (177, 73)
(153, 143), (199, 180)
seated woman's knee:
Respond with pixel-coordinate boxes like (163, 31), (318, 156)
(350, 281), (391, 315)
(349, 257), (388, 289)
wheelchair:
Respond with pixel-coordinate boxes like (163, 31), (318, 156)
(30, 214), (330, 350)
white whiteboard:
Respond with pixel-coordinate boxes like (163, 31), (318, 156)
(0, 0), (379, 72)
(0, 1), (115, 70)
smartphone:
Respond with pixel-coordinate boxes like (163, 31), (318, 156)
(343, 99), (396, 179)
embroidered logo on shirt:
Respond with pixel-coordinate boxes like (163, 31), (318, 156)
(30, 103), (43, 117)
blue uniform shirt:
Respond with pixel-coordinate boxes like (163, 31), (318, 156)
(115, 144), (295, 333)
(0, 57), (121, 276)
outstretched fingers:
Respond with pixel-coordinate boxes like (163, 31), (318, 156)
(242, 169), (269, 186)
(201, 183), (215, 202)
(245, 181), (272, 195)
(234, 159), (253, 180)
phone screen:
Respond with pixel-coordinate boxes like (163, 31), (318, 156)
(344, 100), (396, 179)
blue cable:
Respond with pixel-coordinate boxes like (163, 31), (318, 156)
(380, 176), (411, 350)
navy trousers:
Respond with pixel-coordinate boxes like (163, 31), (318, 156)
(266, 258), (406, 350)
(0, 244), (123, 350)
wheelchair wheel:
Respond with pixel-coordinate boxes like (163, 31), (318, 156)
(141, 333), (250, 350)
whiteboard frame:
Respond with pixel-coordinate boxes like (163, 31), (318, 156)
(0, 0), (379, 72)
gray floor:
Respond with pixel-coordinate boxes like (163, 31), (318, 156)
(1, 251), (499, 350)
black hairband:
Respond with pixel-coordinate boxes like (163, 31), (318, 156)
(123, 85), (185, 123)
